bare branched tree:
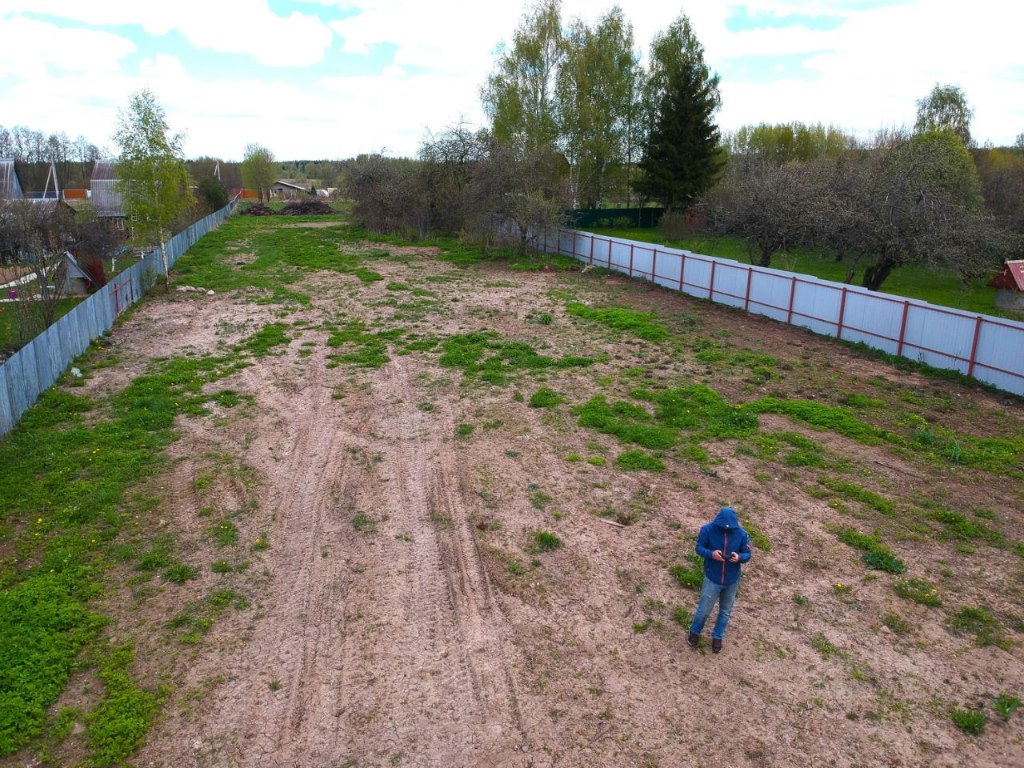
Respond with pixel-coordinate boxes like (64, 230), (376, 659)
(0, 200), (74, 345)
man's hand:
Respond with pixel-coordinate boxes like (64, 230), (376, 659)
(727, 552), (739, 564)
(712, 550), (725, 562)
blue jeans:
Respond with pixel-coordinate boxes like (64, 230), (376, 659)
(690, 576), (740, 640)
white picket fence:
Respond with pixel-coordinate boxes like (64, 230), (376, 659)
(543, 228), (1024, 397)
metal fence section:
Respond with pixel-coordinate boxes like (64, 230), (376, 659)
(544, 228), (1024, 397)
(0, 200), (237, 438)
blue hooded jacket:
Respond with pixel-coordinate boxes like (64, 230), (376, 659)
(695, 507), (752, 586)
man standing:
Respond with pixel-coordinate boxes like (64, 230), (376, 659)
(687, 506), (752, 653)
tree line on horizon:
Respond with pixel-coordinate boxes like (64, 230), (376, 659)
(4, 0), (1023, 295)
(342, 0), (1022, 292)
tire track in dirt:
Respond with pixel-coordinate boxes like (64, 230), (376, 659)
(190, 357), (374, 767)
(333, 355), (530, 767)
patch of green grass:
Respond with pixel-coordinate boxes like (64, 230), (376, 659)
(325, 320), (395, 369)
(810, 633), (844, 658)
(746, 398), (892, 445)
(352, 514), (376, 533)
(238, 323), (290, 358)
(212, 390), (241, 408)
(840, 392), (886, 409)
(949, 707), (986, 735)
(0, 574), (104, 755)
(574, 395), (676, 449)
(84, 643), (162, 767)
(950, 606), (1010, 649)
(832, 526), (906, 574)
(439, 331), (595, 385)
(529, 387), (564, 408)
(894, 577), (941, 607)
(993, 692), (1021, 721)
(640, 386), (760, 440)
(456, 423), (475, 438)
(162, 563), (200, 584)
(927, 509), (1002, 543)
(566, 302), (668, 341)
(528, 484), (553, 510)
(136, 540), (173, 572)
(251, 533), (270, 551)
(209, 519), (239, 547)
(693, 340), (778, 382)
(749, 431), (826, 468)
(530, 530), (563, 553)
(0, 239), (328, 760)
(668, 553), (704, 590)
(818, 477), (895, 516)
(615, 450), (665, 472)
(882, 611), (913, 634)
(671, 605), (692, 627)
(586, 456), (606, 466)
(742, 517), (771, 553)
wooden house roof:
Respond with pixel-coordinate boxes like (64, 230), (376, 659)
(988, 261), (1024, 292)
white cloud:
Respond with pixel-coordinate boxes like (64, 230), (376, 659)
(139, 54), (187, 79)
(4, 0), (334, 67)
(0, 0), (1021, 160)
(0, 16), (135, 79)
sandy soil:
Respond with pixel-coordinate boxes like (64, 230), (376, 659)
(23, 245), (1023, 768)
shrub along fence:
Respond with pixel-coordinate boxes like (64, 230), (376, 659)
(0, 200), (237, 438)
(545, 228), (1024, 397)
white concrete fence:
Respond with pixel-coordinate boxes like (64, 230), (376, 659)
(543, 228), (1024, 397)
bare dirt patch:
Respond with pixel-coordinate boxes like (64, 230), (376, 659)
(44, 241), (1024, 768)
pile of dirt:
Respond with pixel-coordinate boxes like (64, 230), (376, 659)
(279, 200), (336, 215)
(240, 203), (275, 216)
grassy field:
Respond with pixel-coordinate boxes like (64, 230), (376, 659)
(0, 296), (83, 357)
(0, 212), (1021, 766)
(588, 225), (1013, 318)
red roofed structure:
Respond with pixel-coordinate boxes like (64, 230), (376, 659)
(989, 260), (1024, 311)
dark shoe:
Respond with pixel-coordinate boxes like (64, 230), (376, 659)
(687, 631), (699, 648)
(711, 638), (722, 654)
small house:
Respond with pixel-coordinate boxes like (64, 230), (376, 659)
(988, 260), (1024, 312)
(269, 180), (307, 200)
(61, 251), (101, 295)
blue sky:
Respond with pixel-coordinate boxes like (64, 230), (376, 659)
(0, 0), (1020, 160)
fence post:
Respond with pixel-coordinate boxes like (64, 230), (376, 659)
(836, 287), (849, 340)
(589, 235), (595, 265)
(897, 301), (911, 356)
(709, 260), (717, 301)
(652, 248), (658, 283)
(607, 238), (612, 268)
(678, 252), (686, 292)
(786, 277), (797, 324)
(967, 317), (984, 377)
(744, 267), (753, 311)
(628, 244), (634, 276)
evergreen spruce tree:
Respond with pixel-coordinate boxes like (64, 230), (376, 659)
(633, 20), (723, 211)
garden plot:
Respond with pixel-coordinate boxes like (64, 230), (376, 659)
(6, 216), (1022, 768)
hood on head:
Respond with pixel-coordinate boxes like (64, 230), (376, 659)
(713, 506), (740, 529)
